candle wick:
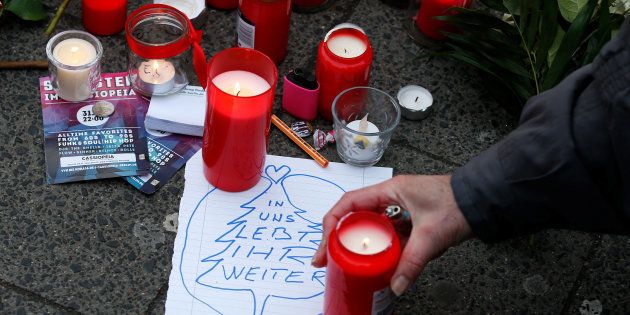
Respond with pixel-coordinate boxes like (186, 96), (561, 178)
(362, 237), (370, 248)
(236, 90), (240, 96)
(415, 96), (419, 102)
(344, 48), (347, 54)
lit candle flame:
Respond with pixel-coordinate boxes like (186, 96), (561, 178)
(234, 82), (241, 96)
(152, 60), (160, 70)
(362, 237), (370, 249)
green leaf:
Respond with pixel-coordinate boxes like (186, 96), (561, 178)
(558, 0), (588, 22)
(583, 0), (612, 65)
(542, 0), (597, 90)
(503, 0), (521, 15)
(445, 33), (531, 78)
(438, 9), (518, 35)
(6, 0), (46, 21)
(479, 0), (508, 12)
(534, 0), (559, 71)
(547, 26), (565, 66)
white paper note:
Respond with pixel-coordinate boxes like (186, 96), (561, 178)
(165, 152), (393, 315)
(145, 86), (206, 137)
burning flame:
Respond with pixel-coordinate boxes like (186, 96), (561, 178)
(234, 82), (241, 96)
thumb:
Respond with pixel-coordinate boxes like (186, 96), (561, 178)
(390, 228), (434, 296)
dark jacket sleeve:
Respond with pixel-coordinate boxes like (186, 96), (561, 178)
(451, 18), (630, 242)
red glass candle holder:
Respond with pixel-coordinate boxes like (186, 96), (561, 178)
(414, 0), (472, 41)
(237, 0), (292, 64)
(324, 211), (401, 315)
(203, 48), (278, 192)
(316, 27), (373, 121)
(82, 0), (127, 36)
(207, 0), (238, 10)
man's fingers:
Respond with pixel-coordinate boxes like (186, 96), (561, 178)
(312, 177), (403, 268)
(390, 228), (433, 296)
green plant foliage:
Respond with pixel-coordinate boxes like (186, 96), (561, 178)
(438, 0), (626, 109)
(558, 0), (589, 22)
(5, 0), (46, 21)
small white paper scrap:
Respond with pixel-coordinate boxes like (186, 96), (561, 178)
(165, 152), (393, 315)
(145, 86), (206, 137)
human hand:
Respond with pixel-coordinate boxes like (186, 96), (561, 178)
(311, 175), (472, 296)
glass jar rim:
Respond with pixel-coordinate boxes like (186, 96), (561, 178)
(126, 4), (192, 59)
(332, 86), (401, 136)
(45, 30), (103, 70)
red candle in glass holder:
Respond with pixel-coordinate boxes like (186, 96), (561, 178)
(207, 0), (238, 10)
(316, 27), (373, 121)
(202, 48), (278, 192)
(237, 0), (292, 64)
(82, 0), (128, 36)
(325, 211), (401, 315)
(414, 0), (472, 40)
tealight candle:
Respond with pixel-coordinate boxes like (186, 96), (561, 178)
(46, 31), (103, 102)
(137, 59), (176, 95)
(346, 117), (380, 147)
(397, 85), (433, 120)
(324, 211), (401, 315)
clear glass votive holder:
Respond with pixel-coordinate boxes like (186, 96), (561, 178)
(46, 30), (103, 102)
(332, 86), (401, 167)
(126, 4), (198, 96)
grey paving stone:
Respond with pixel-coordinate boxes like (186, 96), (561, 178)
(0, 284), (67, 315)
(395, 230), (593, 314)
(565, 235), (630, 314)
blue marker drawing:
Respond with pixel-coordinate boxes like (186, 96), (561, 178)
(179, 164), (346, 315)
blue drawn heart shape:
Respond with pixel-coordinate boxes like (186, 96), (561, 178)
(264, 165), (291, 183)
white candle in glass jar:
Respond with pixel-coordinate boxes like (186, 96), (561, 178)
(326, 34), (367, 58)
(53, 38), (97, 101)
(212, 70), (271, 97)
(347, 119), (380, 144)
(339, 222), (392, 255)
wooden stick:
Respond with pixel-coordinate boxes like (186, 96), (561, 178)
(271, 114), (329, 168)
(0, 60), (48, 70)
(44, 0), (72, 37)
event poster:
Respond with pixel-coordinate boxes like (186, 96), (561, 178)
(40, 72), (150, 184)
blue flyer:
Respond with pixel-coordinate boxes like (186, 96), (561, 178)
(40, 72), (150, 184)
(125, 126), (202, 194)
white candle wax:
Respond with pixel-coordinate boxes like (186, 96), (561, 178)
(138, 59), (176, 95)
(212, 70), (271, 97)
(397, 85), (433, 111)
(339, 223), (392, 255)
(346, 119), (380, 144)
(53, 38), (97, 101)
(326, 34), (367, 58)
